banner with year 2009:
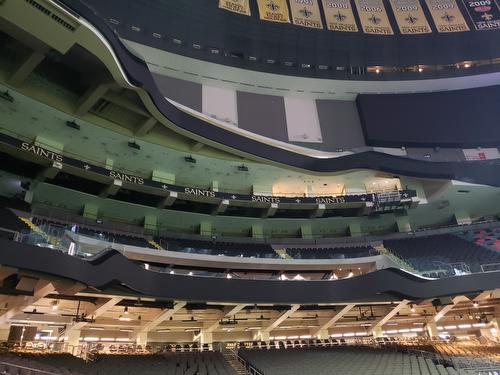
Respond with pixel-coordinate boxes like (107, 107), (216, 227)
(425, 0), (470, 31)
(462, 0), (500, 30)
(389, 0), (432, 33)
(321, 0), (359, 31)
(354, 0), (394, 34)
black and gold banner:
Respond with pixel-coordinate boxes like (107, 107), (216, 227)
(321, 0), (359, 31)
(354, 0), (394, 34)
(289, 0), (324, 28)
(389, 0), (432, 33)
(256, 0), (291, 23)
(425, 0), (470, 31)
(219, 0), (251, 15)
(462, 0), (500, 29)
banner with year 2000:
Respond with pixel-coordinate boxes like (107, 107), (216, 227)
(354, 0), (394, 34)
(321, 0), (359, 31)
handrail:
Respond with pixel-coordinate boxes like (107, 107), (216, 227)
(0, 361), (62, 375)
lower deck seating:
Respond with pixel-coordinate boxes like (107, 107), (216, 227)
(0, 352), (236, 375)
(239, 347), (474, 375)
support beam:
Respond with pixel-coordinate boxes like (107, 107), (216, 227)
(190, 141), (205, 152)
(69, 297), (123, 331)
(9, 50), (45, 86)
(313, 204), (326, 218)
(99, 179), (122, 198)
(262, 305), (300, 333)
(262, 203), (278, 218)
(0, 280), (55, 324)
(139, 301), (186, 333)
(313, 304), (356, 336)
(205, 304), (247, 333)
(432, 296), (469, 322)
(212, 200), (229, 215)
(371, 300), (409, 332)
(35, 161), (63, 182)
(158, 191), (178, 208)
(135, 117), (157, 137)
(75, 84), (111, 116)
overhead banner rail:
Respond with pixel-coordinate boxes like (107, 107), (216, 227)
(219, 0), (477, 34)
(0, 132), (417, 206)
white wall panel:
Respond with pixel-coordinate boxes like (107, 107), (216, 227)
(202, 85), (238, 127)
(284, 97), (322, 143)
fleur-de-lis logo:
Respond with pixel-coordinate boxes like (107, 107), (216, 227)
(368, 14), (381, 24)
(405, 14), (418, 24)
(300, 7), (313, 17)
(334, 11), (347, 21)
(441, 12), (455, 22)
(266, 0), (280, 11)
(481, 12), (493, 20)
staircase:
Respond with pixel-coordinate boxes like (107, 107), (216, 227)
(18, 216), (59, 246)
(375, 244), (419, 274)
(148, 239), (163, 250)
(274, 248), (291, 259)
(222, 349), (249, 375)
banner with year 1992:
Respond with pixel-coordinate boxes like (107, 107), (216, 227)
(321, 0), (359, 31)
(289, 0), (324, 29)
(425, 0), (470, 32)
(218, 0), (251, 15)
(389, 0), (432, 33)
(462, 0), (500, 30)
(256, 0), (291, 23)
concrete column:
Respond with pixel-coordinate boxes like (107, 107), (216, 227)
(9, 50), (45, 86)
(251, 224), (264, 239)
(211, 181), (219, 192)
(349, 222), (363, 237)
(372, 326), (383, 338)
(454, 210), (472, 226)
(200, 222), (212, 237)
(300, 225), (313, 240)
(426, 321), (439, 338)
(152, 170), (175, 184)
(144, 215), (157, 231)
(315, 329), (329, 340)
(82, 203), (98, 220)
(258, 331), (270, 342)
(66, 329), (81, 354)
(135, 332), (148, 346)
(200, 331), (213, 346)
(396, 217), (412, 233)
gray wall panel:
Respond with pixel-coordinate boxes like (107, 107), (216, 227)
(151, 73), (202, 112)
(316, 100), (366, 149)
(237, 91), (289, 142)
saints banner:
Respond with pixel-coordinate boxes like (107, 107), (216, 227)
(289, 0), (324, 28)
(389, 0), (432, 33)
(354, 0), (394, 34)
(321, 0), (359, 31)
(425, 0), (470, 31)
(256, 0), (291, 23)
(218, 0), (251, 15)
(462, 0), (500, 30)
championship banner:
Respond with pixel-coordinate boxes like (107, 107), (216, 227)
(389, 0), (432, 33)
(321, 0), (359, 31)
(256, 0), (291, 23)
(289, 0), (324, 29)
(218, 0), (251, 16)
(462, 0), (500, 30)
(425, 0), (470, 32)
(354, 0), (394, 34)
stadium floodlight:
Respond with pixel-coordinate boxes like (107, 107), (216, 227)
(237, 165), (249, 172)
(66, 120), (80, 130)
(184, 155), (197, 164)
